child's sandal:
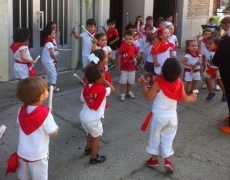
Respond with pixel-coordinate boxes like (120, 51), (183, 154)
(89, 155), (106, 164)
(53, 87), (60, 92)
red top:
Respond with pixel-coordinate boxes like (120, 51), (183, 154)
(106, 28), (119, 40)
(151, 40), (175, 54)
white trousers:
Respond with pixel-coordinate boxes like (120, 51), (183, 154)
(42, 62), (57, 84)
(18, 156), (48, 180)
(146, 116), (178, 158)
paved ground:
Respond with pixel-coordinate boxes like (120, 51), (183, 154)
(1, 49), (230, 180)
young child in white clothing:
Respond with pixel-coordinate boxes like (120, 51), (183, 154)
(167, 25), (178, 57)
(71, 19), (97, 68)
(183, 40), (202, 94)
(5, 77), (58, 179)
(79, 64), (114, 164)
(138, 58), (197, 172)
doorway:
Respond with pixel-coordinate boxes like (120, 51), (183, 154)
(10, 0), (72, 80)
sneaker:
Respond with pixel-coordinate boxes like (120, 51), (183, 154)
(126, 91), (135, 99)
(214, 85), (221, 91)
(164, 160), (175, 172)
(145, 158), (159, 167)
(206, 93), (215, 100)
(110, 64), (117, 70)
(221, 95), (227, 102)
(90, 154), (106, 164)
(120, 94), (126, 102)
(202, 84), (207, 89)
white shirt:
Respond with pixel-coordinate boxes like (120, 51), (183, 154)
(146, 44), (154, 63)
(80, 32), (94, 56)
(168, 35), (177, 46)
(164, 21), (173, 27)
(203, 48), (218, 69)
(152, 90), (177, 117)
(139, 35), (148, 53)
(184, 54), (200, 70)
(79, 85), (111, 121)
(199, 41), (206, 56)
(17, 106), (58, 161)
(14, 46), (32, 63)
(95, 45), (112, 71)
(156, 47), (171, 66)
(41, 42), (55, 63)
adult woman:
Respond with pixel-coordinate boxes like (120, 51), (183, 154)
(212, 17), (230, 134)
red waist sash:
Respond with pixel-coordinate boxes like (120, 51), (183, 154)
(15, 60), (36, 76)
(206, 66), (218, 79)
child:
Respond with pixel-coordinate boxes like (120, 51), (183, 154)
(183, 40), (201, 94)
(138, 58), (197, 172)
(207, 17), (216, 31)
(92, 33), (112, 71)
(202, 36), (227, 102)
(144, 33), (158, 88)
(135, 15), (144, 29)
(167, 25), (178, 57)
(5, 77), (58, 179)
(41, 27), (60, 92)
(151, 28), (174, 75)
(103, 19), (120, 70)
(79, 64), (113, 164)
(10, 28), (37, 80)
(164, 13), (177, 27)
(156, 17), (165, 30)
(117, 30), (140, 101)
(71, 19), (96, 68)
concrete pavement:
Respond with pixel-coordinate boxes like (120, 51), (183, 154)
(1, 49), (230, 180)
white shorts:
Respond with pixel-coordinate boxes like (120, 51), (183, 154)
(14, 63), (29, 79)
(81, 119), (103, 138)
(146, 116), (178, 158)
(184, 71), (201, 82)
(111, 50), (117, 60)
(119, 70), (135, 84)
(18, 156), (48, 180)
(154, 66), (162, 75)
(82, 55), (90, 68)
(42, 62), (57, 84)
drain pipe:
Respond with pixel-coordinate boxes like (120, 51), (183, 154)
(98, 0), (103, 32)
(77, 0), (83, 69)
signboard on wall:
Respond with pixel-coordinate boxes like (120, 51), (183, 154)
(187, 0), (210, 17)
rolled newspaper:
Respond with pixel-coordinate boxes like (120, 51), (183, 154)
(29, 55), (41, 70)
(80, 25), (94, 38)
(193, 89), (199, 94)
(73, 73), (85, 85)
(48, 85), (54, 109)
(0, 124), (6, 139)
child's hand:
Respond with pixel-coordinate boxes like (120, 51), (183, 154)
(190, 93), (197, 102)
(138, 75), (148, 86)
(117, 69), (121, 74)
(32, 60), (37, 64)
(92, 38), (98, 44)
(154, 62), (160, 67)
(109, 41), (114, 45)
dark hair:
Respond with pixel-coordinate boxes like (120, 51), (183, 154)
(146, 16), (154, 22)
(17, 77), (48, 105)
(90, 49), (106, 64)
(124, 30), (134, 37)
(13, 28), (30, 42)
(84, 64), (103, 83)
(147, 33), (157, 43)
(209, 17), (215, 22)
(107, 19), (116, 25)
(211, 30), (221, 39)
(46, 22), (56, 28)
(162, 58), (182, 82)
(43, 27), (55, 38)
(125, 23), (136, 31)
(156, 17), (164, 27)
(94, 33), (106, 40)
(203, 28), (212, 34)
(144, 23), (153, 30)
(164, 13), (173, 20)
(86, 19), (97, 26)
(135, 15), (143, 27)
(207, 36), (220, 46)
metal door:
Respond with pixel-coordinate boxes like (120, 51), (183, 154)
(10, 0), (72, 80)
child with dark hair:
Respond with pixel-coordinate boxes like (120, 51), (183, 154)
(135, 15), (144, 28)
(138, 58), (197, 172)
(117, 30), (140, 101)
(71, 19), (97, 68)
(79, 64), (112, 164)
(164, 13), (177, 27)
(10, 28), (37, 80)
(41, 27), (60, 92)
(103, 19), (120, 70)
(156, 17), (165, 29)
(5, 77), (58, 179)
(207, 17), (216, 31)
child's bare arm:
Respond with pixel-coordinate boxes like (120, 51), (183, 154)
(182, 57), (194, 68)
(104, 80), (115, 93)
(71, 30), (81, 39)
(102, 27), (107, 34)
(117, 54), (121, 74)
(153, 54), (160, 67)
(182, 89), (197, 103)
(50, 129), (58, 137)
(110, 37), (119, 45)
(20, 49), (37, 64)
(108, 52), (112, 59)
(175, 41), (179, 48)
(202, 55), (206, 67)
(49, 48), (58, 62)
(91, 38), (98, 51)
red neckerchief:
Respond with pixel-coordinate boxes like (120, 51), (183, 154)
(18, 105), (49, 135)
(97, 44), (104, 49)
(202, 38), (207, 44)
(186, 50), (200, 57)
(119, 41), (137, 63)
(141, 77), (184, 132)
(151, 40), (175, 54)
(106, 28), (119, 39)
(83, 83), (106, 111)
(10, 42), (27, 53)
(43, 37), (56, 46)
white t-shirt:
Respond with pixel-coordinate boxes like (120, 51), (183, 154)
(139, 35), (148, 53)
(184, 54), (200, 70)
(168, 35), (177, 45)
(79, 85), (111, 121)
(14, 46), (32, 63)
(146, 44), (154, 63)
(80, 32), (94, 56)
(95, 45), (112, 55)
(199, 41), (206, 56)
(152, 90), (177, 118)
(41, 42), (55, 64)
(17, 105), (58, 161)
(164, 21), (173, 27)
(202, 48), (218, 69)
(156, 47), (171, 66)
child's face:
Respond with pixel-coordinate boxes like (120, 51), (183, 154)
(168, 26), (174, 35)
(209, 20), (215, 25)
(147, 20), (154, 26)
(86, 25), (96, 34)
(137, 17), (143, 23)
(158, 21), (165, 28)
(48, 29), (56, 39)
(188, 42), (198, 52)
(160, 29), (170, 40)
(98, 36), (107, 47)
(41, 90), (48, 102)
(51, 24), (57, 32)
(145, 27), (153, 35)
(203, 31), (211, 39)
(124, 35), (134, 45)
(206, 40), (217, 51)
(107, 23), (116, 29)
(167, 16), (173, 22)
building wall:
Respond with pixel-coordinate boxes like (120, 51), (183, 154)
(0, 0), (10, 81)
